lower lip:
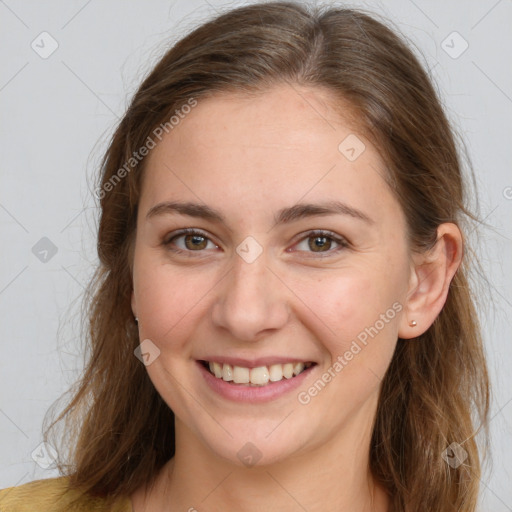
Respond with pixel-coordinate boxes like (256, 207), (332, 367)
(197, 361), (315, 403)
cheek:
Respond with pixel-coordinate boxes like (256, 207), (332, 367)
(291, 270), (403, 422)
(300, 268), (401, 338)
(133, 253), (219, 352)
(289, 261), (405, 380)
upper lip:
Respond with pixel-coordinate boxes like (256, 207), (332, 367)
(198, 356), (316, 368)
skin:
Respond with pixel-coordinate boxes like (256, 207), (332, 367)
(129, 84), (462, 512)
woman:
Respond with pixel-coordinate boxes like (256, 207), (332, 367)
(0, 2), (490, 511)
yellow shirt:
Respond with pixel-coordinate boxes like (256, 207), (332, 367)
(0, 476), (132, 512)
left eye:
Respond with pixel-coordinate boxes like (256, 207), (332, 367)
(293, 231), (348, 254)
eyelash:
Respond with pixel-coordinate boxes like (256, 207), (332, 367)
(163, 228), (349, 257)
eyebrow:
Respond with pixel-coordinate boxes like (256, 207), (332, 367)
(146, 200), (373, 225)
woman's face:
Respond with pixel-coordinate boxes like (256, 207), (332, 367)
(131, 84), (414, 466)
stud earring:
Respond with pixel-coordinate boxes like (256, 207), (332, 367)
(409, 320), (417, 327)
(134, 317), (139, 323)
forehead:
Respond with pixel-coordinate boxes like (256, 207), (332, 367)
(151, 85), (362, 161)
(140, 84), (397, 225)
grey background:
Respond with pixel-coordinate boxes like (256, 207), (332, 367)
(1, 0), (511, 510)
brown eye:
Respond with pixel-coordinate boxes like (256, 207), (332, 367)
(308, 236), (332, 252)
(164, 229), (218, 253)
(293, 230), (348, 256)
(184, 234), (208, 250)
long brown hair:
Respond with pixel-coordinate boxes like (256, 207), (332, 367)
(44, 2), (490, 510)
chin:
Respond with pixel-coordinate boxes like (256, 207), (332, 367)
(192, 415), (316, 469)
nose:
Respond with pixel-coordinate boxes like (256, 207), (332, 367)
(211, 250), (290, 342)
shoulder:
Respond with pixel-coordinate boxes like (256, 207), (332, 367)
(0, 476), (131, 512)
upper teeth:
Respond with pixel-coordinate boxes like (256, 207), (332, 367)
(207, 361), (311, 385)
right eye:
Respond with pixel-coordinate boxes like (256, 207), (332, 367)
(163, 228), (219, 254)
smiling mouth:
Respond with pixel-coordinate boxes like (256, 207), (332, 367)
(200, 360), (315, 386)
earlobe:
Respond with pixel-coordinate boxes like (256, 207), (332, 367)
(398, 223), (463, 339)
(131, 290), (137, 319)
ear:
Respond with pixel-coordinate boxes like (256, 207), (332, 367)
(398, 223), (463, 339)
